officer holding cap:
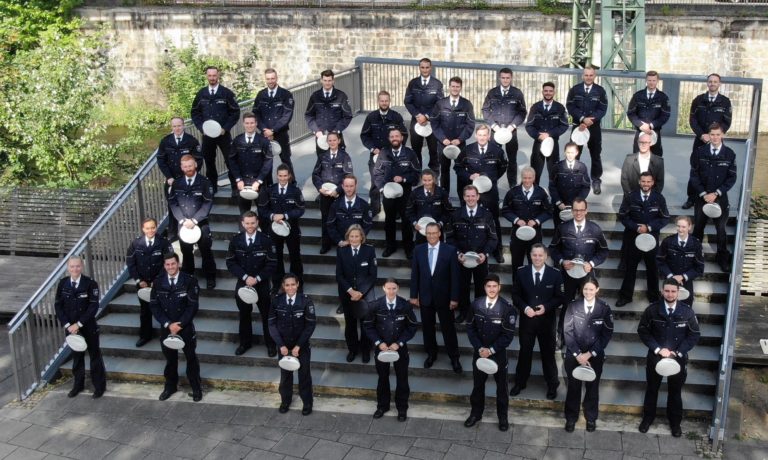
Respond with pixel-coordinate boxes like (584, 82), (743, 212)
(404, 58), (444, 172)
(327, 175), (374, 248)
(566, 65), (607, 195)
(549, 142), (591, 228)
(230, 113), (274, 216)
(657, 216), (704, 308)
(305, 69), (353, 154)
(253, 68), (295, 175)
(481, 68), (527, 186)
(501, 166), (552, 271)
(405, 169), (453, 246)
(626, 71), (671, 156)
(312, 132), (354, 254)
(525, 82), (569, 184)
(431, 76), (476, 193)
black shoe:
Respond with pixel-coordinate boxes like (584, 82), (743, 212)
(336, 305), (344, 314)
(592, 180), (601, 195)
(719, 261), (731, 273)
(206, 279), (216, 290)
(346, 351), (357, 363)
(424, 356), (436, 369)
(397, 412), (407, 422)
(671, 425), (682, 437)
(302, 406), (313, 416)
(382, 248), (396, 258)
(499, 420), (509, 432)
(319, 245), (331, 255)
(235, 345), (251, 356)
(494, 253), (505, 264)
(454, 313), (466, 324)
(189, 392), (203, 402)
(617, 261), (627, 271)
(405, 250), (413, 260)
(546, 385), (558, 400)
(451, 358), (463, 374)
(68, 388), (82, 398)
(682, 199), (694, 210)
(158, 389), (176, 401)
(362, 352), (371, 364)
(464, 415), (480, 428)
(279, 403), (289, 413)
(639, 419), (652, 433)
(135, 338), (151, 348)
(267, 346), (277, 358)
(556, 335), (563, 350)
(586, 420), (596, 432)
(373, 408), (389, 419)
(509, 384), (525, 396)
(565, 420), (575, 432)
(92, 389), (105, 399)
(615, 298), (631, 307)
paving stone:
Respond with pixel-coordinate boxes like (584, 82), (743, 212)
(548, 427), (585, 448)
(403, 418), (442, 438)
(513, 424), (549, 447)
(143, 452), (187, 460)
(369, 416), (407, 436)
(641, 455), (683, 460)
(343, 446), (385, 460)
(543, 446), (586, 460)
(179, 421), (251, 443)
(164, 401), (204, 422)
(50, 414), (118, 440)
(337, 432), (381, 449)
(334, 413), (373, 434)
(584, 449), (624, 460)
(42, 454), (71, 460)
(247, 426), (286, 442)
(370, 436), (415, 455)
(0, 419), (31, 442)
(439, 420), (476, 441)
(507, 443), (548, 459)
(475, 422), (512, 443)
(301, 429), (342, 442)
(133, 428), (187, 454)
(9, 425), (61, 450)
(108, 421), (156, 445)
(657, 436), (697, 455)
(3, 446), (47, 460)
(622, 456), (645, 460)
(0, 442), (17, 458)
(382, 454), (411, 460)
(405, 446), (444, 460)
(243, 447), (286, 460)
(266, 410), (302, 429)
(21, 410), (62, 428)
(584, 430), (622, 451)
(411, 437), (453, 453)
(444, 443), (488, 459)
(484, 451), (524, 460)
(129, 400), (172, 420)
(0, 408), (33, 421)
(202, 441), (252, 460)
(37, 430), (89, 456)
(299, 411), (339, 431)
(103, 444), (151, 460)
(239, 431), (279, 451)
(622, 433), (660, 454)
(230, 406), (273, 426)
(68, 437), (121, 459)
(472, 441), (511, 454)
(197, 403), (236, 423)
(271, 432), (318, 458)
(305, 439), (351, 460)
(34, 395), (74, 413)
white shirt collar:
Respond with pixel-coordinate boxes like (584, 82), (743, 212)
(664, 301), (677, 311)
(584, 299), (595, 312)
(71, 277), (81, 284)
(208, 85), (219, 93)
(379, 110), (389, 116)
(345, 195), (357, 204)
(386, 297), (397, 306)
(574, 219), (586, 229)
(486, 297), (498, 309)
(522, 186), (533, 194)
(168, 274), (178, 283)
(466, 205), (478, 214)
(421, 76), (430, 84)
(450, 97), (460, 105)
(245, 232), (257, 240)
(286, 294), (296, 303)
(428, 241), (440, 250)
(324, 88), (333, 96)
(185, 174), (197, 184)
(351, 245), (360, 251)
(531, 265), (545, 276)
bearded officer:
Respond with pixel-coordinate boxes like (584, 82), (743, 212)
(253, 68), (295, 176)
(566, 65), (607, 195)
(525, 82), (569, 185)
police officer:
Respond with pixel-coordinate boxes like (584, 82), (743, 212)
(464, 274), (516, 432)
(684, 73), (733, 209)
(327, 175), (374, 248)
(481, 67), (527, 186)
(312, 132), (354, 254)
(157, 117), (202, 240)
(126, 218), (174, 347)
(361, 90), (409, 215)
(226, 211), (278, 357)
(627, 71), (671, 156)
(257, 164), (305, 289)
(431, 76), (476, 193)
(549, 142), (591, 228)
(374, 129), (420, 259)
(509, 244), (563, 400)
(253, 68), (295, 176)
(364, 278), (418, 422)
(190, 66), (240, 195)
(616, 173), (670, 307)
(150, 252), (203, 402)
(305, 69), (353, 154)
(637, 279), (701, 437)
(563, 277), (613, 432)
(690, 123), (736, 272)
(501, 166), (552, 271)
(657, 216), (704, 308)
(268, 274), (316, 416)
(55, 256), (106, 398)
(619, 132), (665, 195)
(168, 154), (216, 289)
(230, 112), (274, 215)
(447, 185), (498, 323)
(404, 58), (444, 172)
(549, 198), (609, 345)
(455, 124), (506, 263)
(336, 224), (377, 363)
(405, 169), (453, 245)
(566, 65), (607, 195)
(525, 82), (569, 185)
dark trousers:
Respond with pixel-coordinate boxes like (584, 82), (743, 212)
(279, 346), (313, 407)
(164, 184), (179, 240)
(179, 223), (216, 280)
(493, 134), (519, 187)
(633, 129), (664, 156)
(686, 140), (708, 201)
(238, 196), (255, 215)
(564, 352), (604, 423)
(421, 301), (459, 360)
(479, 194), (502, 257)
(272, 230), (304, 288)
(341, 292), (373, 354)
(619, 236), (660, 302)
(319, 194), (335, 248)
(514, 317), (558, 388)
(368, 156), (381, 214)
(530, 138), (560, 186)
(439, 142), (464, 193)
(642, 353), (687, 427)
(558, 273), (584, 340)
(138, 298), (154, 341)
(375, 346), (410, 412)
(459, 262), (489, 317)
(201, 133), (234, 194)
(70, 326), (106, 392)
(409, 122), (440, 172)
(383, 190), (413, 252)
(574, 125), (602, 181)
(235, 282), (273, 349)
(693, 199), (730, 264)
(273, 130), (293, 173)
(510, 227), (543, 270)
(161, 327), (201, 394)
(469, 349), (509, 420)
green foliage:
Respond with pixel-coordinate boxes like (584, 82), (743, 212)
(750, 193), (768, 219)
(408, 0), (489, 10)
(533, 0), (570, 15)
(0, 0), (82, 58)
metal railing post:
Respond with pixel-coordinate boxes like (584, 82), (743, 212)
(136, 177), (146, 221)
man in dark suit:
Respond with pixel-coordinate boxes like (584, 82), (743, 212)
(252, 68), (295, 175)
(657, 216), (704, 308)
(525, 82), (569, 185)
(690, 123), (737, 272)
(404, 57), (444, 172)
(150, 252), (203, 402)
(55, 256), (107, 398)
(431, 76), (476, 192)
(566, 65), (607, 195)
(619, 132), (665, 195)
(410, 222), (462, 372)
(501, 166), (552, 270)
(626, 71), (671, 156)
(364, 279), (418, 422)
(405, 169), (453, 245)
(509, 244), (563, 399)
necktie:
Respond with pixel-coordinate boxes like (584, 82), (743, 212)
(680, 240), (685, 247)
(176, 137), (181, 145)
(469, 209), (474, 218)
(502, 89), (507, 97)
(452, 100), (457, 109)
(577, 225), (583, 236)
(712, 148), (718, 156)
(170, 277), (176, 287)
(585, 86), (591, 94)
(480, 146), (485, 156)
(288, 298), (293, 307)
(270, 90), (275, 98)
(643, 194), (648, 202)
(393, 150), (399, 158)
(210, 89), (214, 96)
(525, 189), (530, 200)
(353, 248), (358, 257)
(428, 246), (435, 269)
(544, 104), (550, 112)
(147, 239), (153, 248)
(347, 200), (353, 210)
(535, 271), (541, 286)
(648, 92), (654, 99)
(568, 162), (574, 170)
(389, 303), (395, 311)
(72, 280), (77, 290)
(330, 153), (336, 160)
(487, 302), (493, 309)
(710, 96), (715, 103)
(247, 136), (252, 144)
(248, 237), (253, 247)
(668, 307), (674, 316)
(422, 78), (427, 86)
(187, 178), (193, 187)
(325, 92), (330, 99)
(425, 190), (430, 198)
(587, 305), (593, 315)
(280, 187), (285, 195)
